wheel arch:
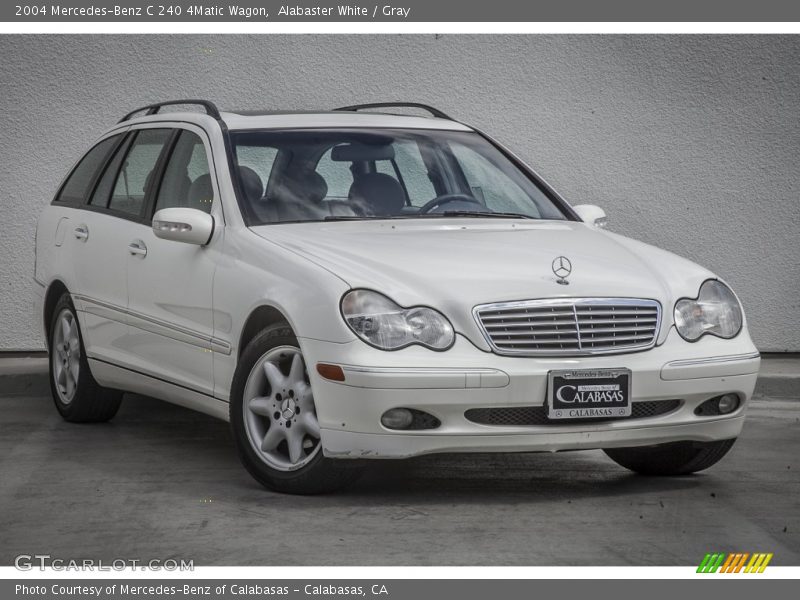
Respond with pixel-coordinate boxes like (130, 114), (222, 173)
(43, 279), (70, 348)
(238, 304), (294, 360)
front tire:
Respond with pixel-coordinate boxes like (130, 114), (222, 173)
(604, 439), (737, 476)
(230, 325), (363, 494)
(48, 293), (122, 423)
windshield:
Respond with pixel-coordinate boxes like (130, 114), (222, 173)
(230, 128), (569, 224)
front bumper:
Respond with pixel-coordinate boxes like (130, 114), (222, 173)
(300, 328), (759, 459)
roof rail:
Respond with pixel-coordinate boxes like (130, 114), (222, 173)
(118, 99), (222, 123)
(333, 102), (453, 120)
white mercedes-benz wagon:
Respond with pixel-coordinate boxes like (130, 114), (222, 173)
(33, 100), (760, 493)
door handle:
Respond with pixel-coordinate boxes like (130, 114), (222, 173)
(74, 225), (89, 241)
(128, 240), (147, 257)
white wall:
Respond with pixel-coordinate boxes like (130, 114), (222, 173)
(1, 35), (798, 351)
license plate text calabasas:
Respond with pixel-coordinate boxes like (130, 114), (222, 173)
(548, 369), (632, 420)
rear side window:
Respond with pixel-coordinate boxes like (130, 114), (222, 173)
(90, 134), (131, 207)
(56, 135), (122, 204)
(108, 129), (171, 217)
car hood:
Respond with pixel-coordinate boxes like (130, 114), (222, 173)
(249, 219), (714, 345)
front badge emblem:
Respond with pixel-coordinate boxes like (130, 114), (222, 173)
(552, 256), (572, 285)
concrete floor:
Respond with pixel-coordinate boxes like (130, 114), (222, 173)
(0, 391), (797, 566)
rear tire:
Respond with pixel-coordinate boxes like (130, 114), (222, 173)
(48, 293), (122, 423)
(230, 324), (363, 494)
(604, 439), (737, 476)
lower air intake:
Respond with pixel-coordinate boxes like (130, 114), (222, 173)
(465, 400), (681, 426)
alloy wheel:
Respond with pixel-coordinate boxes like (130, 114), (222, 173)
(242, 345), (322, 471)
(52, 308), (81, 404)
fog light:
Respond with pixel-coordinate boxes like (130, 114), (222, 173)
(695, 394), (741, 416)
(381, 408), (414, 430)
(717, 394), (739, 414)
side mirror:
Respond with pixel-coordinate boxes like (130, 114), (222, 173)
(572, 204), (608, 229)
(152, 208), (214, 245)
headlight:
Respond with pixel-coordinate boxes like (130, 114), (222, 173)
(674, 280), (743, 342)
(341, 289), (455, 351)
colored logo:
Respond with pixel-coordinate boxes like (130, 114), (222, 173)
(697, 552), (773, 573)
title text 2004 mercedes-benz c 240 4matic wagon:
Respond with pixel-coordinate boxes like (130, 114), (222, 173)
(33, 101), (760, 493)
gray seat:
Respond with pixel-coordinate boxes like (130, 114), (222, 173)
(348, 173), (405, 216)
(151, 167), (193, 211)
(238, 166), (264, 204)
(271, 168), (329, 221)
(186, 174), (213, 212)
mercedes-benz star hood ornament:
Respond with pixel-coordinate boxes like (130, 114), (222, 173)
(552, 256), (572, 285)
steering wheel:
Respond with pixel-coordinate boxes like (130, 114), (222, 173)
(418, 194), (485, 214)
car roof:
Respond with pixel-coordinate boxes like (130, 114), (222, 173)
(222, 111), (473, 131)
(118, 109), (474, 133)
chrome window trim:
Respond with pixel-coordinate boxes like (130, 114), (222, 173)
(473, 297), (662, 357)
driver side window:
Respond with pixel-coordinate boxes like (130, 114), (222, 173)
(155, 131), (214, 214)
(107, 129), (172, 217)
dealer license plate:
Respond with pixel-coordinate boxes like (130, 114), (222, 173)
(548, 369), (631, 420)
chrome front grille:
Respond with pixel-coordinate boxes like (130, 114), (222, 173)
(474, 298), (661, 356)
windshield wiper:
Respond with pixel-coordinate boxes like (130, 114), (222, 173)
(322, 211), (535, 222)
(322, 214), (446, 222)
(323, 215), (387, 221)
(436, 211), (535, 219)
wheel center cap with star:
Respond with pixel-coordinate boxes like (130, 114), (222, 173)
(281, 397), (297, 420)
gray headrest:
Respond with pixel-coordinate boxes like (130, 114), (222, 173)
(187, 174), (213, 210)
(280, 169), (328, 204)
(238, 166), (264, 203)
(348, 173), (405, 216)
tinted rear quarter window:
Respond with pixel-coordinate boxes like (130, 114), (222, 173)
(90, 134), (132, 207)
(56, 135), (122, 204)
